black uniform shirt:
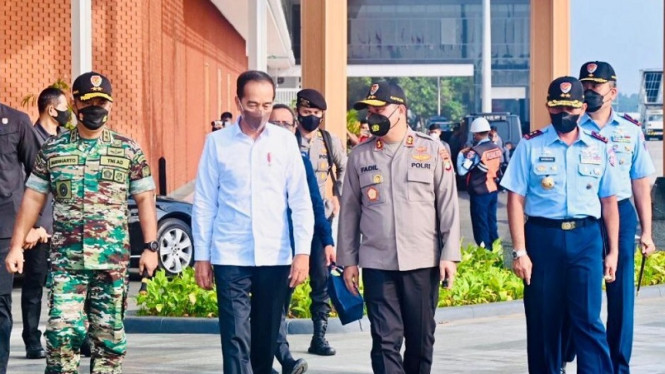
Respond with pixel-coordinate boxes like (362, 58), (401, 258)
(0, 103), (40, 239)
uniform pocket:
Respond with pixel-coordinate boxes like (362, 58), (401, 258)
(359, 173), (385, 206)
(407, 168), (434, 202)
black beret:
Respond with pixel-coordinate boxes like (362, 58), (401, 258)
(297, 88), (327, 110)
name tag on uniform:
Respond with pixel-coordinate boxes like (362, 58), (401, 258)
(100, 156), (130, 169)
(49, 156), (80, 168)
(538, 156), (555, 163)
(580, 153), (601, 165)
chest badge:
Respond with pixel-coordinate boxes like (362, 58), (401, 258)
(541, 176), (555, 190)
(367, 186), (379, 202)
(373, 174), (383, 184)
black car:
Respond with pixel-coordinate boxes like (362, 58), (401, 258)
(128, 196), (194, 276)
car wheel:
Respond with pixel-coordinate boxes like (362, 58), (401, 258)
(157, 218), (194, 276)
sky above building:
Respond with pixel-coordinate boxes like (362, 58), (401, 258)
(571, 0), (663, 95)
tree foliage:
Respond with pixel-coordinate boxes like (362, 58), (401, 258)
(347, 76), (473, 126)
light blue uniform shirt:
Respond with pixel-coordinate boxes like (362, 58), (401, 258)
(192, 123), (314, 266)
(580, 110), (655, 200)
(500, 125), (618, 219)
(456, 138), (490, 177)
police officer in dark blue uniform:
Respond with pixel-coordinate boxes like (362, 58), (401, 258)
(501, 76), (620, 374)
(560, 62), (656, 373)
(0, 100), (40, 374)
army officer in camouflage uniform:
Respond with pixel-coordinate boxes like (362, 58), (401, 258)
(5, 72), (158, 374)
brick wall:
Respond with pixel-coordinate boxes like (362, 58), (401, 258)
(0, 1), (72, 119)
(95, 0), (247, 192)
(1, 0), (247, 193)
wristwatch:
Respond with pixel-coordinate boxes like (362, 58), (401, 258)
(144, 241), (159, 253)
(512, 249), (527, 260)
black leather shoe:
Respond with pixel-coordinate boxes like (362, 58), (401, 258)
(26, 348), (46, 359)
(282, 358), (308, 374)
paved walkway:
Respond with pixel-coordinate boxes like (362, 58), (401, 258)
(6, 289), (665, 373)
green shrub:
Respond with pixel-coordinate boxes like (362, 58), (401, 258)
(136, 268), (218, 317)
(438, 242), (524, 307)
(135, 244), (665, 318)
(636, 249), (665, 287)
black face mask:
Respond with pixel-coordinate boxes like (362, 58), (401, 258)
(298, 115), (322, 132)
(52, 108), (70, 127)
(367, 106), (399, 137)
(550, 112), (579, 134)
(77, 106), (108, 130)
(584, 89), (608, 113)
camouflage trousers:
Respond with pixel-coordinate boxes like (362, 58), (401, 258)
(45, 269), (128, 374)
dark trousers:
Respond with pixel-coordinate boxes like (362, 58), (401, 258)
(363, 267), (439, 374)
(309, 235), (331, 320)
(21, 241), (49, 350)
(0, 239), (13, 374)
(562, 200), (637, 373)
(468, 191), (498, 248)
(275, 287), (295, 364)
(524, 220), (612, 374)
(214, 265), (290, 374)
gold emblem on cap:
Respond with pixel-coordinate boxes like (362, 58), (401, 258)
(541, 176), (554, 190)
(587, 63), (598, 74)
(371, 124), (380, 132)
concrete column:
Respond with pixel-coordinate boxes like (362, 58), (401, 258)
(301, 0), (347, 145)
(482, 0), (492, 113)
(530, 0), (570, 130)
(71, 0), (92, 78)
(248, 0), (267, 72)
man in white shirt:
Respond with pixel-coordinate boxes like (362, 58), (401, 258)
(192, 70), (314, 374)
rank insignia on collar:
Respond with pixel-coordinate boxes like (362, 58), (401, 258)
(622, 113), (640, 126)
(590, 131), (608, 143)
(375, 139), (383, 150)
(405, 135), (414, 147)
(523, 130), (543, 140)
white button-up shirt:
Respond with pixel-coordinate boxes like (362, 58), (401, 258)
(192, 123), (314, 266)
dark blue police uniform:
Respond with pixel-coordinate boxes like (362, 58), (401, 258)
(0, 102), (40, 374)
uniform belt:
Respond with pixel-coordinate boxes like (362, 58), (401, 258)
(527, 216), (597, 231)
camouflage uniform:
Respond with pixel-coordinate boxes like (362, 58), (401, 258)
(26, 127), (154, 374)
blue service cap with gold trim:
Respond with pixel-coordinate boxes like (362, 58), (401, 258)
(547, 76), (584, 108)
(579, 61), (617, 83)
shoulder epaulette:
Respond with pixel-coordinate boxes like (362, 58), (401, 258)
(523, 130), (543, 140)
(622, 113), (640, 126)
(590, 131), (608, 143)
(414, 132), (433, 141)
